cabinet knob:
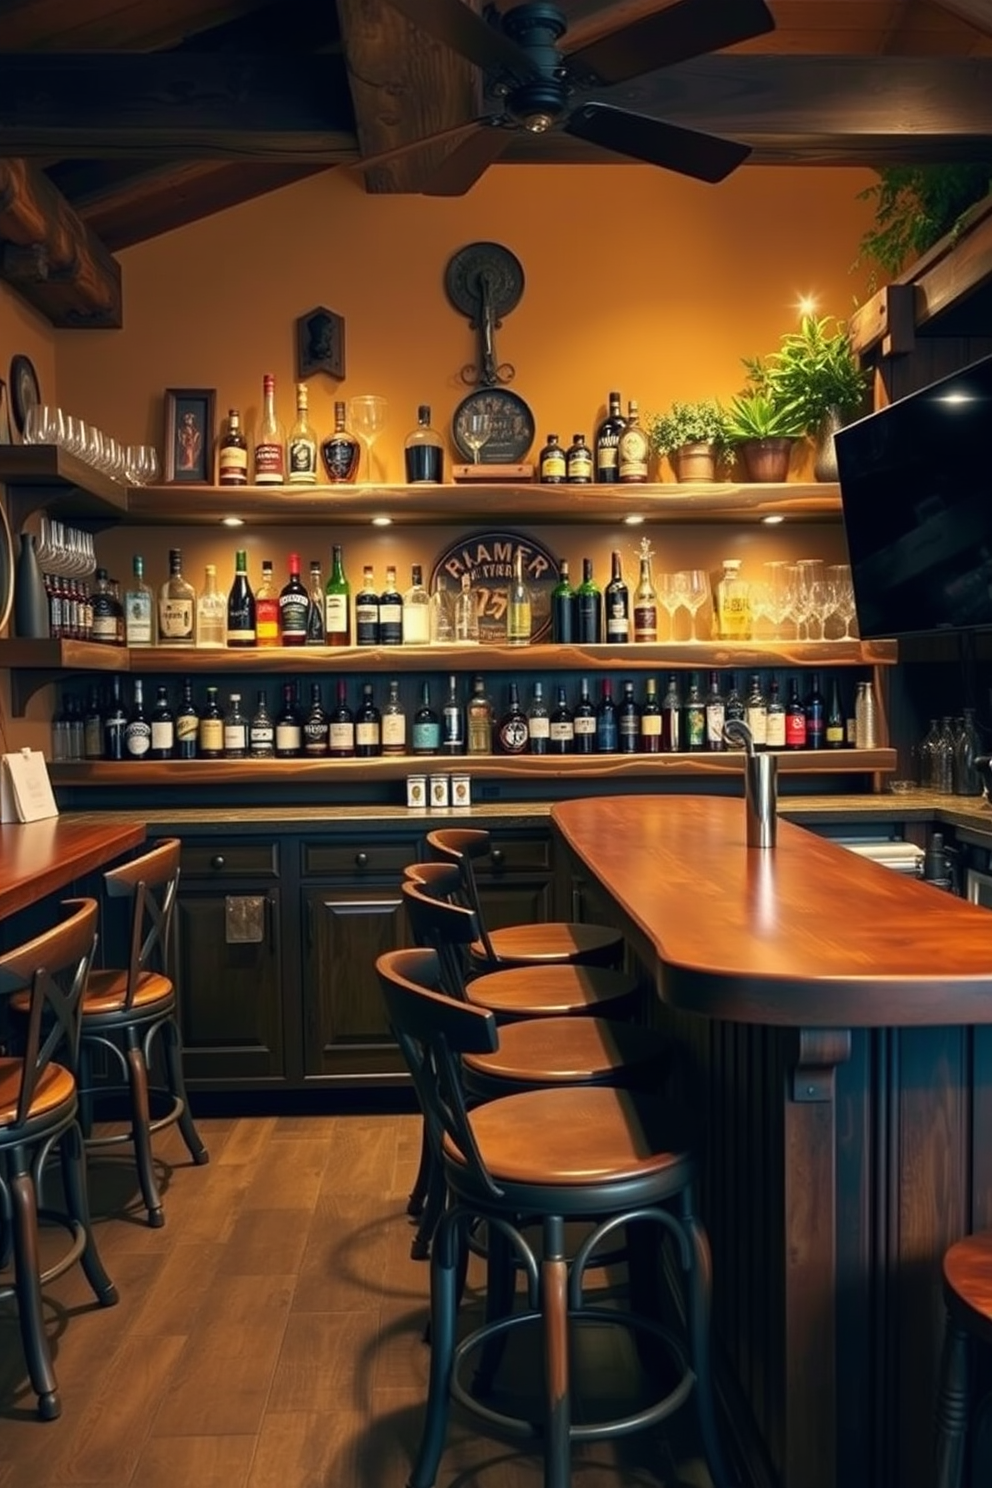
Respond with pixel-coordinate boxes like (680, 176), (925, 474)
(491, 847), (505, 866)
(355, 851), (369, 868)
(210, 854), (225, 871)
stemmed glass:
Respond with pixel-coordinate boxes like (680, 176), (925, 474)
(348, 395), (388, 483)
(763, 562), (797, 639)
(658, 571), (681, 641)
(793, 559), (825, 640)
(675, 568), (709, 641)
(463, 411), (491, 466)
(828, 563), (857, 639)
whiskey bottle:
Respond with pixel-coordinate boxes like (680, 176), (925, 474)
(641, 676), (663, 754)
(633, 549), (658, 644)
(279, 553), (310, 645)
(506, 549), (532, 646)
(704, 670), (725, 751)
(402, 565), (431, 645)
(594, 391), (625, 483)
(275, 682), (302, 758)
(466, 675), (494, 756)
(223, 693), (249, 759)
(355, 684), (382, 758)
(303, 684), (329, 756)
(411, 681), (440, 756)
(125, 679), (151, 760)
(573, 678), (596, 755)
(249, 690), (275, 759)
(198, 686), (224, 759)
(124, 555), (155, 646)
(381, 679), (407, 756)
(176, 678), (199, 760)
(551, 558), (576, 644)
(218, 408), (249, 486)
(618, 399), (649, 483)
(596, 679), (618, 753)
(496, 681), (529, 755)
(321, 401), (361, 484)
(549, 685), (574, 755)
(715, 559), (751, 641)
(765, 675), (786, 749)
(150, 685), (174, 760)
(158, 548), (196, 647)
(404, 405), (444, 483)
(255, 561), (280, 648)
(288, 382), (318, 485)
(724, 672), (746, 740)
(194, 563), (225, 648)
(538, 432), (566, 484)
(355, 565), (380, 645)
(91, 568), (121, 646)
(306, 561), (326, 645)
(618, 680), (641, 754)
(661, 673), (682, 752)
(378, 566), (403, 645)
(566, 433), (593, 483)
(441, 675), (465, 756)
(226, 550), (256, 648)
(745, 673), (768, 749)
(324, 544), (351, 646)
(576, 558), (602, 644)
(254, 373), (285, 485)
(328, 680), (355, 758)
(526, 681), (550, 756)
(605, 550), (629, 643)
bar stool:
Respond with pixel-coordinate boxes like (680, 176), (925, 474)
(78, 838), (208, 1227)
(425, 827), (625, 971)
(934, 1230), (992, 1488)
(0, 898), (118, 1420)
(376, 946), (735, 1488)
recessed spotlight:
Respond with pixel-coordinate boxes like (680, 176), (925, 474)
(623, 514), (645, 526)
(221, 516), (244, 526)
(371, 515), (392, 527)
(762, 515), (784, 525)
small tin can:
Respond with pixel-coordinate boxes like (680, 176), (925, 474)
(429, 773), (450, 808)
(450, 774), (472, 809)
(406, 775), (427, 809)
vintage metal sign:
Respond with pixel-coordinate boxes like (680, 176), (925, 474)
(429, 529), (559, 643)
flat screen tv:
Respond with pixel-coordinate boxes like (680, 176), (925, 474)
(835, 353), (992, 639)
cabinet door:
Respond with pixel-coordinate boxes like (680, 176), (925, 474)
(469, 830), (554, 929)
(301, 886), (407, 1079)
(174, 886), (285, 1087)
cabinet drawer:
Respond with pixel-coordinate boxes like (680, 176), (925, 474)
(473, 834), (551, 876)
(180, 841), (280, 879)
(302, 840), (415, 879)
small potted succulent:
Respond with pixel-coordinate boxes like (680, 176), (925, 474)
(723, 388), (805, 482)
(645, 399), (732, 483)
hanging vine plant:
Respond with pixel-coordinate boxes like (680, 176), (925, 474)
(854, 163), (992, 283)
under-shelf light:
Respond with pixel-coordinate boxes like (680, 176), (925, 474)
(371, 515), (392, 526)
(623, 514), (645, 526)
(221, 516), (244, 526)
(762, 515), (784, 525)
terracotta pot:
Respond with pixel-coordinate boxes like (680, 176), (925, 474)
(739, 437), (794, 483)
(671, 441), (718, 483)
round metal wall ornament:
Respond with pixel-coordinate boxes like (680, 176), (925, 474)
(9, 355), (40, 436)
(429, 528), (558, 644)
(452, 387), (535, 464)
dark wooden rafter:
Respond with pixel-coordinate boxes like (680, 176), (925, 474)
(929, 0), (992, 37)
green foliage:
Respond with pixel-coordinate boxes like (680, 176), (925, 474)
(758, 313), (868, 434)
(645, 399), (732, 458)
(724, 390), (806, 443)
(855, 164), (992, 279)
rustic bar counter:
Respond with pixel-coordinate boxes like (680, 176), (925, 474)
(551, 794), (992, 1488)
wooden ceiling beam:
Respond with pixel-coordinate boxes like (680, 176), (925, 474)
(929, 0), (992, 38)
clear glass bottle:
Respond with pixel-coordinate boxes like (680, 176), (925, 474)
(320, 400), (361, 484)
(225, 551), (256, 648)
(605, 550), (629, 643)
(633, 544), (658, 643)
(324, 544), (351, 646)
(306, 560), (325, 645)
(441, 675), (465, 756)
(218, 408), (248, 486)
(430, 582), (455, 644)
(83, 686), (103, 760)
(594, 391), (625, 483)
(618, 398), (649, 483)
(404, 405), (444, 483)
(124, 555), (155, 646)
(381, 679), (407, 757)
(526, 681), (550, 756)
(192, 562), (223, 648)
(954, 708), (982, 796)
(566, 433), (593, 484)
(452, 573), (479, 644)
(51, 694), (70, 764)
(287, 381), (319, 485)
(249, 690), (275, 759)
(716, 558), (752, 640)
(355, 565), (380, 646)
(466, 675), (494, 756)
(932, 714), (955, 793)
(918, 718), (939, 788)
(506, 549), (532, 646)
(253, 372), (285, 485)
(551, 558), (576, 644)
(150, 685), (174, 760)
(576, 558), (602, 644)
(539, 432), (566, 484)
(355, 683), (382, 758)
(378, 566), (403, 646)
(255, 560), (280, 648)
(279, 553), (310, 645)
(402, 564), (431, 645)
(158, 548), (196, 647)
(223, 693), (249, 758)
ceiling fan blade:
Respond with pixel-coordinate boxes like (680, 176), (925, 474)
(350, 118), (491, 178)
(422, 123), (514, 195)
(566, 0), (775, 86)
(378, 0), (542, 80)
(564, 102), (750, 183)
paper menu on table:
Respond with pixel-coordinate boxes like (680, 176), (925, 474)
(0, 748), (59, 822)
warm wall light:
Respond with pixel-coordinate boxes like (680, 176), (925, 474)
(796, 294), (818, 318)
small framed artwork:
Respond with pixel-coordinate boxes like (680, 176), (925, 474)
(297, 306), (345, 381)
(164, 387), (215, 483)
(0, 380), (11, 444)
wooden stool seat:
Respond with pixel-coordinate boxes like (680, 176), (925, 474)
(81, 967), (173, 1015)
(463, 1015), (671, 1098)
(0, 1058), (75, 1122)
(943, 1234), (992, 1341)
(465, 962), (638, 1019)
(934, 1230), (992, 1487)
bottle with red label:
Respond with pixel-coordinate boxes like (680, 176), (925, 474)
(253, 373), (285, 485)
(279, 553), (310, 645)
(785, 677), (808, 749)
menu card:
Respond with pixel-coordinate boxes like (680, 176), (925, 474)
(0, 748), (59, 822)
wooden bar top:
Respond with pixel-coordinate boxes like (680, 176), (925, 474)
(0, 814), (146, 920)
(552, 795), (992, 1027)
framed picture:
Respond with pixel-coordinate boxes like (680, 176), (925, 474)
(0, 380), (11, 445)
(297, 306), (345, 381)
(164, 387), (215, 483)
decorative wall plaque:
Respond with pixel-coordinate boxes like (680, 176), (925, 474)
(430, 528), (558, 643)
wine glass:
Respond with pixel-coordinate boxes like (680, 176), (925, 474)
(675, 568), (709, 641)
(828, 562), (857, 639)
(463, 411), (492, 467)
(794, 558), (825, 640)
(657, 571), (681, 641)
(763, 562), (797, 639)
(348, 394), (388, 482)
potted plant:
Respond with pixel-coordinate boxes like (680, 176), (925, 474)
(724, 389), (805, 482)
(645, 399), (732, 483)
(754, 312), (870, 479)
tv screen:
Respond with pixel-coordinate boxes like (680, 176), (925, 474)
(835, 353), (992, 639)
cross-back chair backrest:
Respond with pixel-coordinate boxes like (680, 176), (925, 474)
(376, 946), (503, 1202)
(424, 828), (498, 963)
(400, 878), (479, 999)
(0, 897), (98, 1128)
(103, 837), (181, 1009)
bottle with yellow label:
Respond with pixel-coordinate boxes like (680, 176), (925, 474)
(715, 558), (752, 640)
(539, 432), (566, 483)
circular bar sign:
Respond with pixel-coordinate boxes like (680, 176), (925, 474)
(430, 529), (559, 643)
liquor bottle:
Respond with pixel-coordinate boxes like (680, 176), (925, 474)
(404, 405), (444, 483)
(639, 676), (662, 753)
(124, 555), (155, 646)
(320, 401), (360, 484)
(355, 683), (382, 758)
(633, 548), (658, 643)
(91, 567), (121, 646)
(225, 550), (256, 648)
(724, 672), (746, 740)
(249, 690), (275, 759)
(112, 577), (126, 644)
(765, 676), (786, 749)
(661, 672), (682, 752)
(355, 565), (380, 646)
(303, 683), (329, 756)
(218, 408), (249, 486)
(429, 581), (455, 645)
(51, 694), (70, 764)
(715, 559), (751, 640)
(786, 678), (808, 749)
(275, 682), (302, 758)
(826, 677), (845, 748)
(685, 673), (706, 752)
(279, 553), (310, 645)
(496, 681), (529, 755)
(150, 685), (174, 760)
(526, 681), (550, 756)
(466, 675), (494, 756)
(402, 564), (431, 645)
(223, 693), (248, 759)
(125, 678), (151, 760)
(566, 433), (593, 483)
(506, 549), (532, 646)
(176, 678), (199, 760)
(255, 561), (280, 648)
(704, 670), (725, 751)
(605, 550), (629, 643)
(198, 685), (224, 759)
(745, 673), (768, 748)
(287, 382), (318, 484)
(378, 566), (403, 645)
(104, 674), (127, 760)
(254, 372), (285, 485)
(66, 695), (84, 761)
(328, 679), (355, 758)
(594, 391), (625, 483)
(453, 572), (479, 644)
(441, 674), (465, 756)
(855, 680), (877, 750)
(306, 561), (326, 644)
(596, 678), (618, 753)
(197, 562), (228, 648)
(551, 559), (576, 644)
(549, 685), (574, 754)
(381, 679), (407, 757)
(805, 671), (826, 749)
(618, 680), (641, 754)
(538, 432), (566, 483)
(324, 544), (351, 646)
(573, 677), (596, 755)
(618, 398), (649, 483)
(158, 549), (196, 647)
(576, 558), (602, 644)
(411, 681), (440, 756)
(83, 686), (104, 760)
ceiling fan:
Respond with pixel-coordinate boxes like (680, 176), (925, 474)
(368, 0), (776, 195)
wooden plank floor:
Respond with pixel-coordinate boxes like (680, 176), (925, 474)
(0, 1110), (714, 1487)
